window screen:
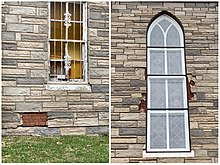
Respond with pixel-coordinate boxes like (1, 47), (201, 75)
(146, 14), (190, 152)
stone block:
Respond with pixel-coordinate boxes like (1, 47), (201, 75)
(5, 14), (19, 23)
(17, 78), (44, 85)
(112, 121), (137, 128)
(116, 150), (143, 158)
(111, 158), (129, 163)
(86, 126), (109, 135)
(90, 68), (109, 77)
(43, 102), (67, 108)
(99, 112), (109, 120)
(111, 137), (137, 144)
(92, 84), (109, 93)
(122, 97), (140, 105)
(48, 112), (75, 119)
(55, 96), (80, 102)
(90, 11), (102, 20)
(2, 113), (20, 122)
(9, 6), (36, 15)
(3, 87), (30, 96)
(124, 61), (146, 67)
(119, 128), (145, 136)
(207, 150), (218, 157)
(21, 34), (47, 41)
(69, 105), (93, 111)
(31, 70), (46, 78)
(60, 127), (86, 135)
(17, 42), (44, 49)
(190, 129), (204, 137)
(48, 119), (74, 127)
(21, 2), (48, 7)
(212, 129), (218, 137)
(7, 24), (34, 32)
(2, 32), (16, 41)
(158, 158), (185, 163)
(21, 18), (47, 24)
(34, 127), (60, 136)
(31, 51), (47, 60)
(120, 113), (140, 120)
(3, 50), (30, 59)
(2, 43), (17, 50)
(74, 118), (98, 126)
(16, 102), (42, 112)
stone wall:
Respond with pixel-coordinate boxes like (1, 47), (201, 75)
(2, 1), (109, 136)
(111, 2), (218, 163)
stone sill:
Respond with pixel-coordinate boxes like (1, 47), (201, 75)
(143, 150), (194, 158)
(45, 84), (91, 92)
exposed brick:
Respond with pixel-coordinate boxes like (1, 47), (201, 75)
(22, 113), (47, 126)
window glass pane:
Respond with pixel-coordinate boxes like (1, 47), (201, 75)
(168, 79), (185, 108)
(51, 2), (66, 20)
(68, 23), (83, 40)
(169, 112), (186, 148)
(51, 21), (66, 39)
(150, 79), (166, 108)
(167, 49), (183, 74)
(150, 112), (167, 149)
(149, 50), (165, 74)
(167, 25), (180, 47)
(69, 3), (83, 21)
(69, 61), (83, 79)
(158, 18), (171, 32)
(50, 41), (65, 60)
(68, 42), (82, 60)
(150, 25), (164, 46)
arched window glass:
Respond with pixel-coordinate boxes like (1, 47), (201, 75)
(146, 13), (191, 153)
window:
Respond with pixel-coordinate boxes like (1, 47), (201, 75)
(49, 2), (87, 83)
(146, 12), (192, 154)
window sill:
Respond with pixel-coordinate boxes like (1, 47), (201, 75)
(45, 83), (91, 92)
(143, 150), (194, 158)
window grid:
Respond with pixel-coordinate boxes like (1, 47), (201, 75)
(146, 14), (191, 153)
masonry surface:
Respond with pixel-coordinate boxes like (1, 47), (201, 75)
(2, 1), (109, 136)
(111, 2), (218, 163)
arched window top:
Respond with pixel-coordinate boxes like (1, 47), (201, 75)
(148, 14), (184, 47)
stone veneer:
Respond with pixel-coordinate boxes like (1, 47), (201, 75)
(111, 2), (218, 163)
(2, 1), (109, 136)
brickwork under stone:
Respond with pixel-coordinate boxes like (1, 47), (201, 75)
(2, 1), (109, 136)
(111, 2), (218, 163)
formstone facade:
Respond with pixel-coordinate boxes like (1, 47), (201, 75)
(2, 1), (109, 136)
(111, 2), (218, 163)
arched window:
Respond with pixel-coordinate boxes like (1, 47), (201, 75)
(146, 12), (191, 153)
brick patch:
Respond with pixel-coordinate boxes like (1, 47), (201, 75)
(22, 113), (47, 126)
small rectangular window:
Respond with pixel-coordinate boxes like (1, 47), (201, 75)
(49, 2), (87, 83)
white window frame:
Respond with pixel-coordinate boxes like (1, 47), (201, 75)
(46, 2), (90, 91)
(145, 14), (193, 155)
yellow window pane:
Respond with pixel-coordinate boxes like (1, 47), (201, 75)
(69, 3), (83, 21)
(68, 23), (83, 40)
(68, 42), (82, 60)
(51, 2), (66, 20)
(51, 21), (66, 39)
(69, 61), (83, 79)
(50, 61), (65, 75)
(50, 42), (65, 60)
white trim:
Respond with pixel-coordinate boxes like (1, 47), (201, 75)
(143, 150), (194, 158)
(45, 84), (91, 92)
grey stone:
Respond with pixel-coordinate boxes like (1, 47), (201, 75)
(2, 24), (6, 32)
(92, 84), (109, 93)
(16, 103), (42, 112)
(111, 144), (128, 150)
(4, 2), (20, 5)
(119, 128), (146, 136)
(2, 43), (17, 50)
(97, 31), (109, 37)
(190, 129), (204, 137)
(39, 25), (47, 34)
(2, 58), (17, 65)
(90, 11), (102, 20)
(34, 127), (60, 136)
(5, 14), (19, 23)
(2, 32), (16, 41)
(2, 6), (9, 14)
(3, 87), (30, 96)
(7, 24), (34, 32)
(21, 34), (47, 41)
(88, 22), (105, 28)
(192, 138), (217, 144)
(207, 151), (218, 157)
(9, 6), (36, 15)
(122, 97), (140, 105)
(86, 126), (109, 135)
(21, 2), (48, 8)
(17, 78), (44, 85)
(185, 49), (201, 56)
(90, 68), (109, 77)
(212, 129), (218, 137)
(2, 113), (20, 122)
(196, 92), (206, 100)
(31, 51), (48, 60)
(130, 80), (146, 88)
(48, 112), (75, 119)
(213, 99), (218, 107)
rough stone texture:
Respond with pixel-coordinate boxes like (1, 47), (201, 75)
(2, 1), (109, 136)
(111, 1), (218, 163)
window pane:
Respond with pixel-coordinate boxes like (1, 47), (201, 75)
(68, 42), (82, 60)
(149, 79), (166, 108)
(50, 41), (65, 60)
(167, 49), (183, 74)
(51, 2), (66, 20)
(149, 50), (165, 74)
(51, 21), (66, 39)
(168, 79), (185, 108)
(69, 61), (83, 79)
(69, 3), (83, 21)
(150, 112), (167, 149)
(169, 112), (186, 149)
(68, 23), (83, 40)
(167, 25), (181, 47)
(158, 18), (171, 32)
(150, 25), (164, 47)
